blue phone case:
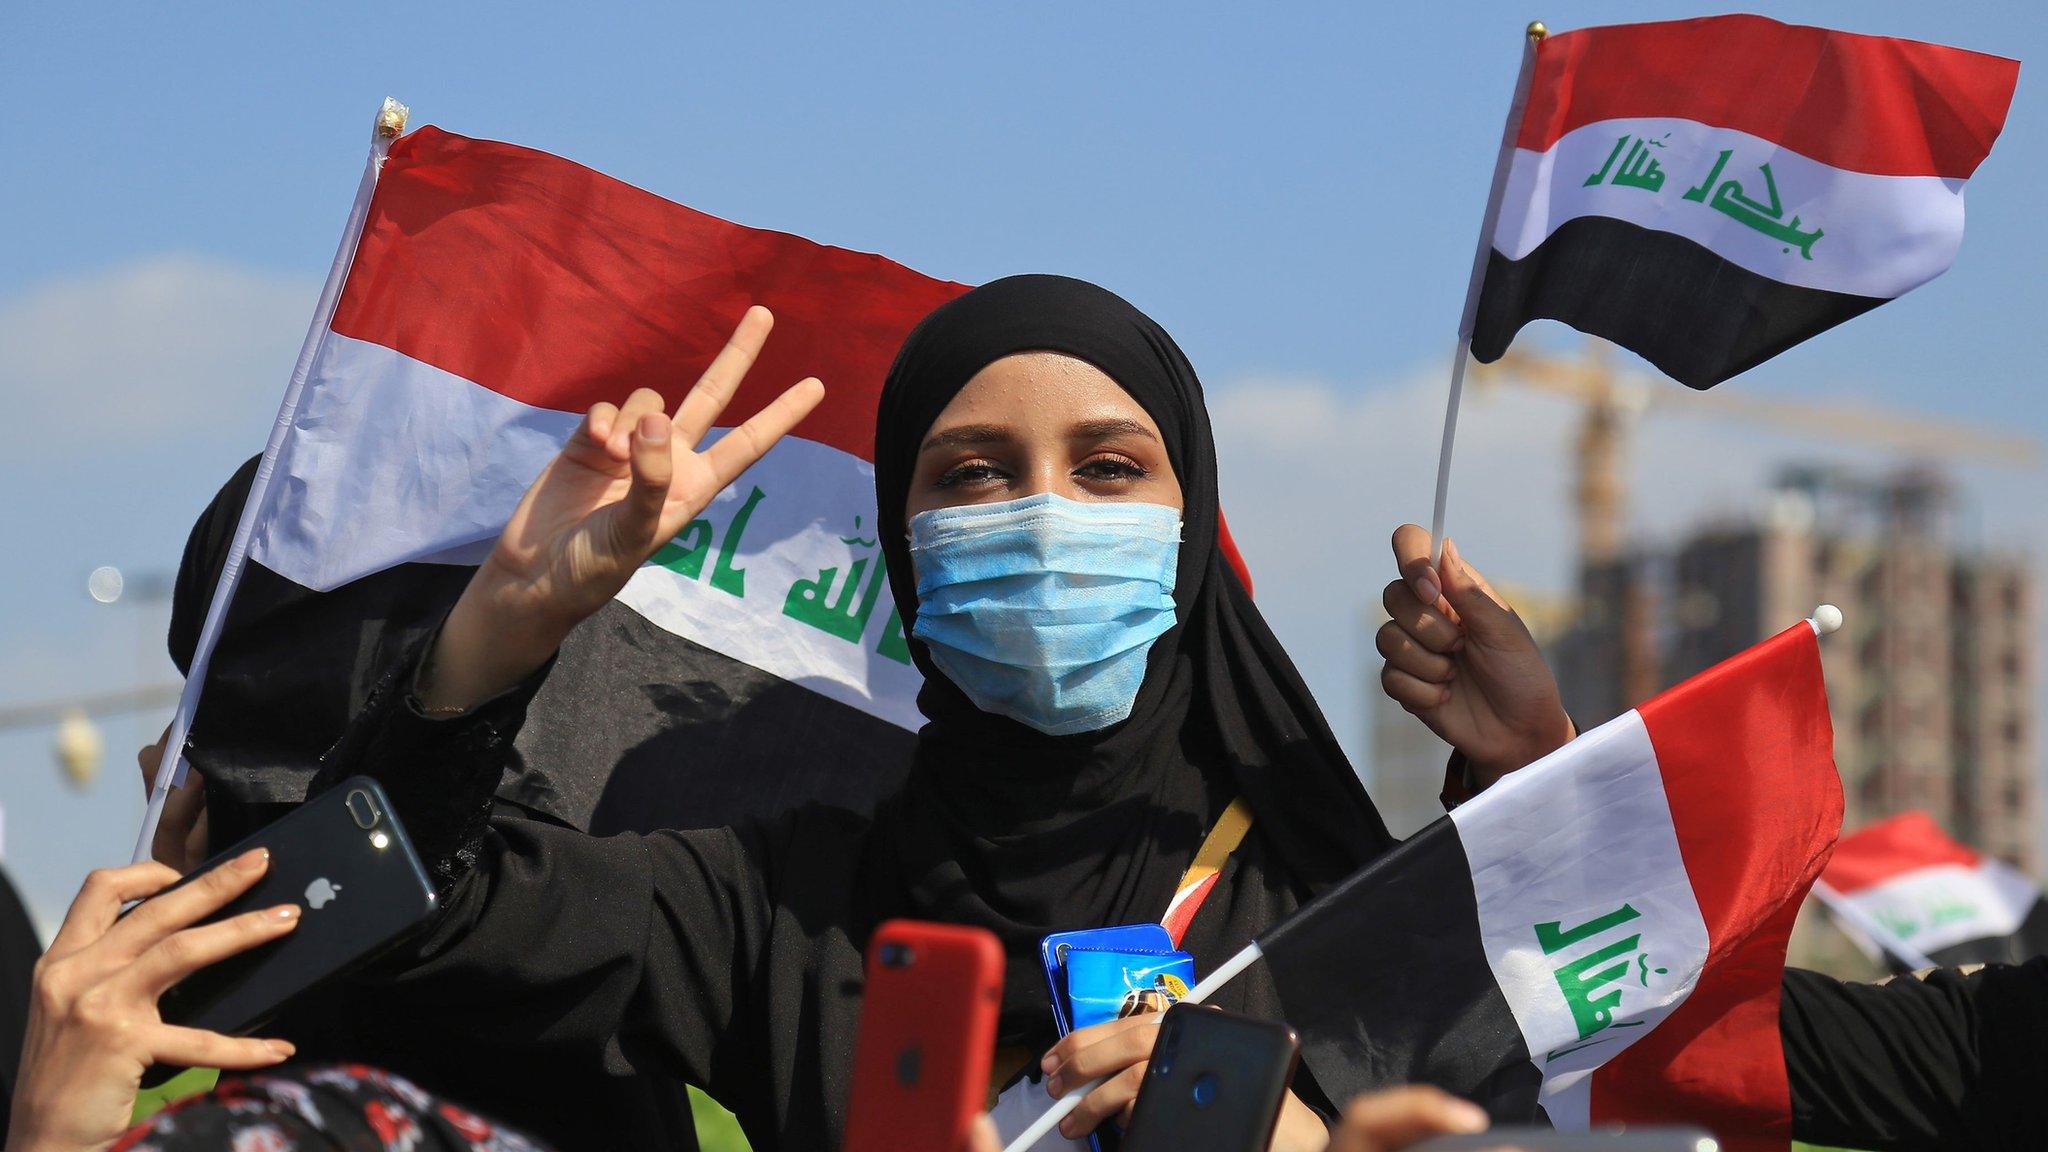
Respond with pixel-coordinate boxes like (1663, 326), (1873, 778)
(1040, 924), (1175, 1036)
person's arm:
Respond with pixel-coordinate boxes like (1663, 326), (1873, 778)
(1782, 960), (2048, 1152)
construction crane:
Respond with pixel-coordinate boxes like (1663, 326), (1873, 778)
(1471, 341), (2042, 570)
(1468, 340), (2041, 708)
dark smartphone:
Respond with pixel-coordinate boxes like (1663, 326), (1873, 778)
(1412, 1130), (1720, 1151)
(148, 777), (437, 1039)
(1121, 1004), (1300, 1152)
(843, 920), (1004, 1152)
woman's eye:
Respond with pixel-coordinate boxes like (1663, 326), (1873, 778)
(933, 462), (1006, 488)
(1077, 456), (1147, 482)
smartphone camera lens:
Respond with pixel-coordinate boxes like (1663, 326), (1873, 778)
(346, 789), (382, 830)
(1190, 1072), (1219, 1109)
(878, 943), (915, 969)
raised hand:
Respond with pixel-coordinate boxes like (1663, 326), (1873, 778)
(426, 306), (824, 710)
(1376, 525), (1574, 790)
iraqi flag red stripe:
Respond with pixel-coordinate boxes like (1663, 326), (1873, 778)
(1517, 15), (2019, 179)
(1589, 624), (1841, 1148)
(329, 126), (970, 463)
(1820, 811), (1983, 895)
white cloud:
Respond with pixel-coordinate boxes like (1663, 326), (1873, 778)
(0, 256), (318, 454)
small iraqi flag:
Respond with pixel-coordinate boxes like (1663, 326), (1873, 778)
(1260, 623), (1840, 1150)
(1471, 14), (2019, 388)
(1815, 811), (2048, 973)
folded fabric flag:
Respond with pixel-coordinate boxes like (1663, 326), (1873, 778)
(1261, 622), (1840, 1151)
(1815, 810), (2048, 973)
(1471, 14), (2019, 388)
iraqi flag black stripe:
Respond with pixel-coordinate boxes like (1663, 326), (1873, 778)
(1259, 817), (1546, 1121)
(1470, 216), (1883, 390)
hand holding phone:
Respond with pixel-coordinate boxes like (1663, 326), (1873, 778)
(149, 777), (437, 1041)
(843, 920), (1004, 1152)
(9, 851), (300, 1152)
(1120, 1004), (1299, 1152)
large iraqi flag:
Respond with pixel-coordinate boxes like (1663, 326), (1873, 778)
(183, 124), (1253, 832)
(1470, 14), (2019, 389)
(1814, 811), (2048, 973)
(190, 125), (972, 829)
(1261, 622), (1840, 1149)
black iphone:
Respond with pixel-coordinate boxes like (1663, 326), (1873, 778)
(148, 776), (437, 1038)
(1122, 1004), (1300, 1152)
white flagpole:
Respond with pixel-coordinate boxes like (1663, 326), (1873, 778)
(1000, 941), (1266, 1152)
(132, 97), (410, 865)
(1426, 21), (1546, 564)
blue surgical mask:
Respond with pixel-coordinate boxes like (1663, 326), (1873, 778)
(908, 493), (1181, 737)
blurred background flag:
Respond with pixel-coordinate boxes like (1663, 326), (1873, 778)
(1469, 14), (2020, 389)
(1814, 810), (2048, 974)
(1257, 620), (1840, 1151)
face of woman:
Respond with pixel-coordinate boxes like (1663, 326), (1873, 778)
(904, 352), (1184, 522)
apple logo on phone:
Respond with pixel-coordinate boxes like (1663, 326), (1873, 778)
(305, 878), (343, 910)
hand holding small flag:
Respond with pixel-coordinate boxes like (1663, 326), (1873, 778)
(1377, 525), (1573, 789)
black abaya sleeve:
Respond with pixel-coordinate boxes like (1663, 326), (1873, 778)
(307, 639), (779, 1113)
(1782, 960), (2048, 1151)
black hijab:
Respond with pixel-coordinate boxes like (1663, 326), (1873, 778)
(865, 274), (1394, 1049)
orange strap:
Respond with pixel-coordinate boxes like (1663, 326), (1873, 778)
(1161, 798), (1252, 946)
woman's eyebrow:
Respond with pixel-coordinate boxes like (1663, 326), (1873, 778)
(919, 423), (1014, 453)
(1068, 417), (1157, 442)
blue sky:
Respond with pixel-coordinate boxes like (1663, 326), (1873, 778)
(2, 2), (2042, 929)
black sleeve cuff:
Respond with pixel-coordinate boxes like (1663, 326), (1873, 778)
(311, 621), (555, 898)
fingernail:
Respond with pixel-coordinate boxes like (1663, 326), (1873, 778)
(236, 848), (270, 873)
(1415, 572), (1441, 604)
(1045, 1075), (1061, 1097)
(273, 904), (301, 920)
(266, 1039), (296, 1059)
(1448, 1100), (1489, 1132)
(1040, 1051), (1058, 1074)
(640, 414), (668, 444)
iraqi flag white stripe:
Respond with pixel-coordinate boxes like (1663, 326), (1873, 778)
(1493, 116), (1966, 299)
(1824, 859), (2040, 958)
(1450, 709), (1711, 1127)
(248, 332), (925, 730)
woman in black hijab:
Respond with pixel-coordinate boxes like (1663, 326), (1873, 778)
(297, 277), (1563, 1150)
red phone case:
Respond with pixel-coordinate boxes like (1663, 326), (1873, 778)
(843, 919), (1005, 1152)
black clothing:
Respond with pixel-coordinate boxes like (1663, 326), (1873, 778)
(868, 274), (1391, 1046)
(1782, 959), (2048, 1152)
(318, 275), (1398, 1149)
